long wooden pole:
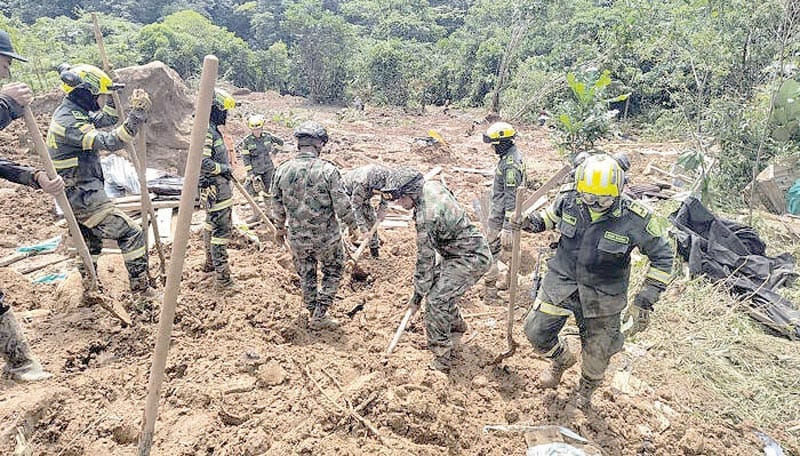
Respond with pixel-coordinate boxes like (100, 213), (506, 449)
(22, 107), (97, 291)
(136, 126), (167, 282)
(386, 306), (417, 355)
(92, 13), (167, 279)
(230, 176), (278, 237)
(137, 55), (218, 456)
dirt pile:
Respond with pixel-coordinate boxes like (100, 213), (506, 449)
(115, 61), (195, 173)
(0, 94), (794, 455)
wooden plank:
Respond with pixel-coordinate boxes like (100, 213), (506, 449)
(0, 251), (30, 267)
(453, 167), (494, 176)
(424, 166), (443, 180)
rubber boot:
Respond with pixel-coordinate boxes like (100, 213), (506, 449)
(369, 246), (379, 258)
(575, 375), (600, 409)
(0, 311), (52, 382)
(309, 306), (339, 330)
(452, 314), (468, 334)
(215, 265), (241, 294)
(539, 346), (577, 389)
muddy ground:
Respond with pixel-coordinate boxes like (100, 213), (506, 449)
(0, 93), (789, 455)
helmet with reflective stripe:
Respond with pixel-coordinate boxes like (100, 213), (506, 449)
(483, 121), (516, 144)
(59, 63), (114, 95)
(213, 88), (236, 111)
(248, 114), (265, 129)
(575, 153), (624, 197)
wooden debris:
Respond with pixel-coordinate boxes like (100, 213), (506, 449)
(453, 167), (494, 176)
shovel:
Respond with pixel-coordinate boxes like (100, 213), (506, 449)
(23, 107), (131, 326)
(230, 176), (295, 269)
(489, 186), (524, 365)
(345, 220), (380, 280)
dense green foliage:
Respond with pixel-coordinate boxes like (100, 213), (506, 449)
(2, 0), (799, 201)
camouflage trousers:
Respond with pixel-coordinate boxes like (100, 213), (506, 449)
(77, 208), (149, 289)
(354, 204), (380, 249)
(203, 206), (232, 281)
(425, 244), (491, 355)
(523, 284), (624, 383)
(290, 240), (345, 313)
(482, 228), (508, 286)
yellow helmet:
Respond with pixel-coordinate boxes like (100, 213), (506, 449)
(575, 153), (624, 197)
(213, 89), (236, 111)
(59, 63), (114, 95)
(248, 114), (265, 129)
(483, 121), (516, 144)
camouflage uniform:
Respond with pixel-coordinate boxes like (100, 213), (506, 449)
(342, 164), (391, 250)
(484, 143), (526, 289)
(199, 123), (235, 284)
(413, 181), (492, 362)
(240, 131), (283, 197)
(271, 147), (359, 315)
(46, 97), (150, 290)
(520, 186), (673, 388)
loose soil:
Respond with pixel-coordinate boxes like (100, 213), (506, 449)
(0, 93), (790, 455)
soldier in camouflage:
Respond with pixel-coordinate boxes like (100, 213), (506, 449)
(199, 89), (238, 291)
(47, 63), (154, 298)
(382, 167), (491, 373)
(271, 121), (362, 330)
(0, 30), (62, 382)
(341, 164), (391, 258)
(239, 114), (284, 208)
(511, 154), (673, 408)
(482, 122), (526, 303)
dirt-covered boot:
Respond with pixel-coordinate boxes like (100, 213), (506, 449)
(309, 306), (339, 330)
(0, 311), (52, 382)
(452, 315), (468, 334)
(575, 376), (600, 409)
(539, 346), (577, 389)
(428, 346), (452, 374)
(215, 266), (241, 295)
(369, 246), (380, 258)
(484, 284), (500, 305)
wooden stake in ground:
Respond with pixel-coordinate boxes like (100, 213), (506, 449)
(92, 13), (167, 282)
(137, 55), (218, 456)
(23, 107), (132, 324)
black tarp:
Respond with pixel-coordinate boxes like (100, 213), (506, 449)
(670, 197), (800, 339)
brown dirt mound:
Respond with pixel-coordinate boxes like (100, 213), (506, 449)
(0, 98), (789, 455)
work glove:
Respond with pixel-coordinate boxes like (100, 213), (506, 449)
(633, 282), (663, 311)
(0, 82), (33, 107)
(349, 227), (363, 246)
(510, 213), (546, 233)
(500, 229), (513, 251)
(219, 164), (233, 180)
(34, 171), (65, 195)
(199, 185), (218, 210)
(407, 291), (423, 311)
(129, 88), (152, 112)
(252, 175), (265, 194)
(624, 305), (651, 337)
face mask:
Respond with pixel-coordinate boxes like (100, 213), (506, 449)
(580, 193), (616, 212)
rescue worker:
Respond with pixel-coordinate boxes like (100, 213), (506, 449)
(341, 164), (392, 258)
(47, 63), (154, 298)
(482, 121), (526, 303)
(0, 29), (64, 381)
(239, 114), (283, 210)
(200, 89), (238, 291)
(271, 121), (362, 330)
(511, 154), (673, 408)
(382, 167), (491, 373)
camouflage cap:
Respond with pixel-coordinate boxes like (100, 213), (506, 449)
(380, 167), (424, 201)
